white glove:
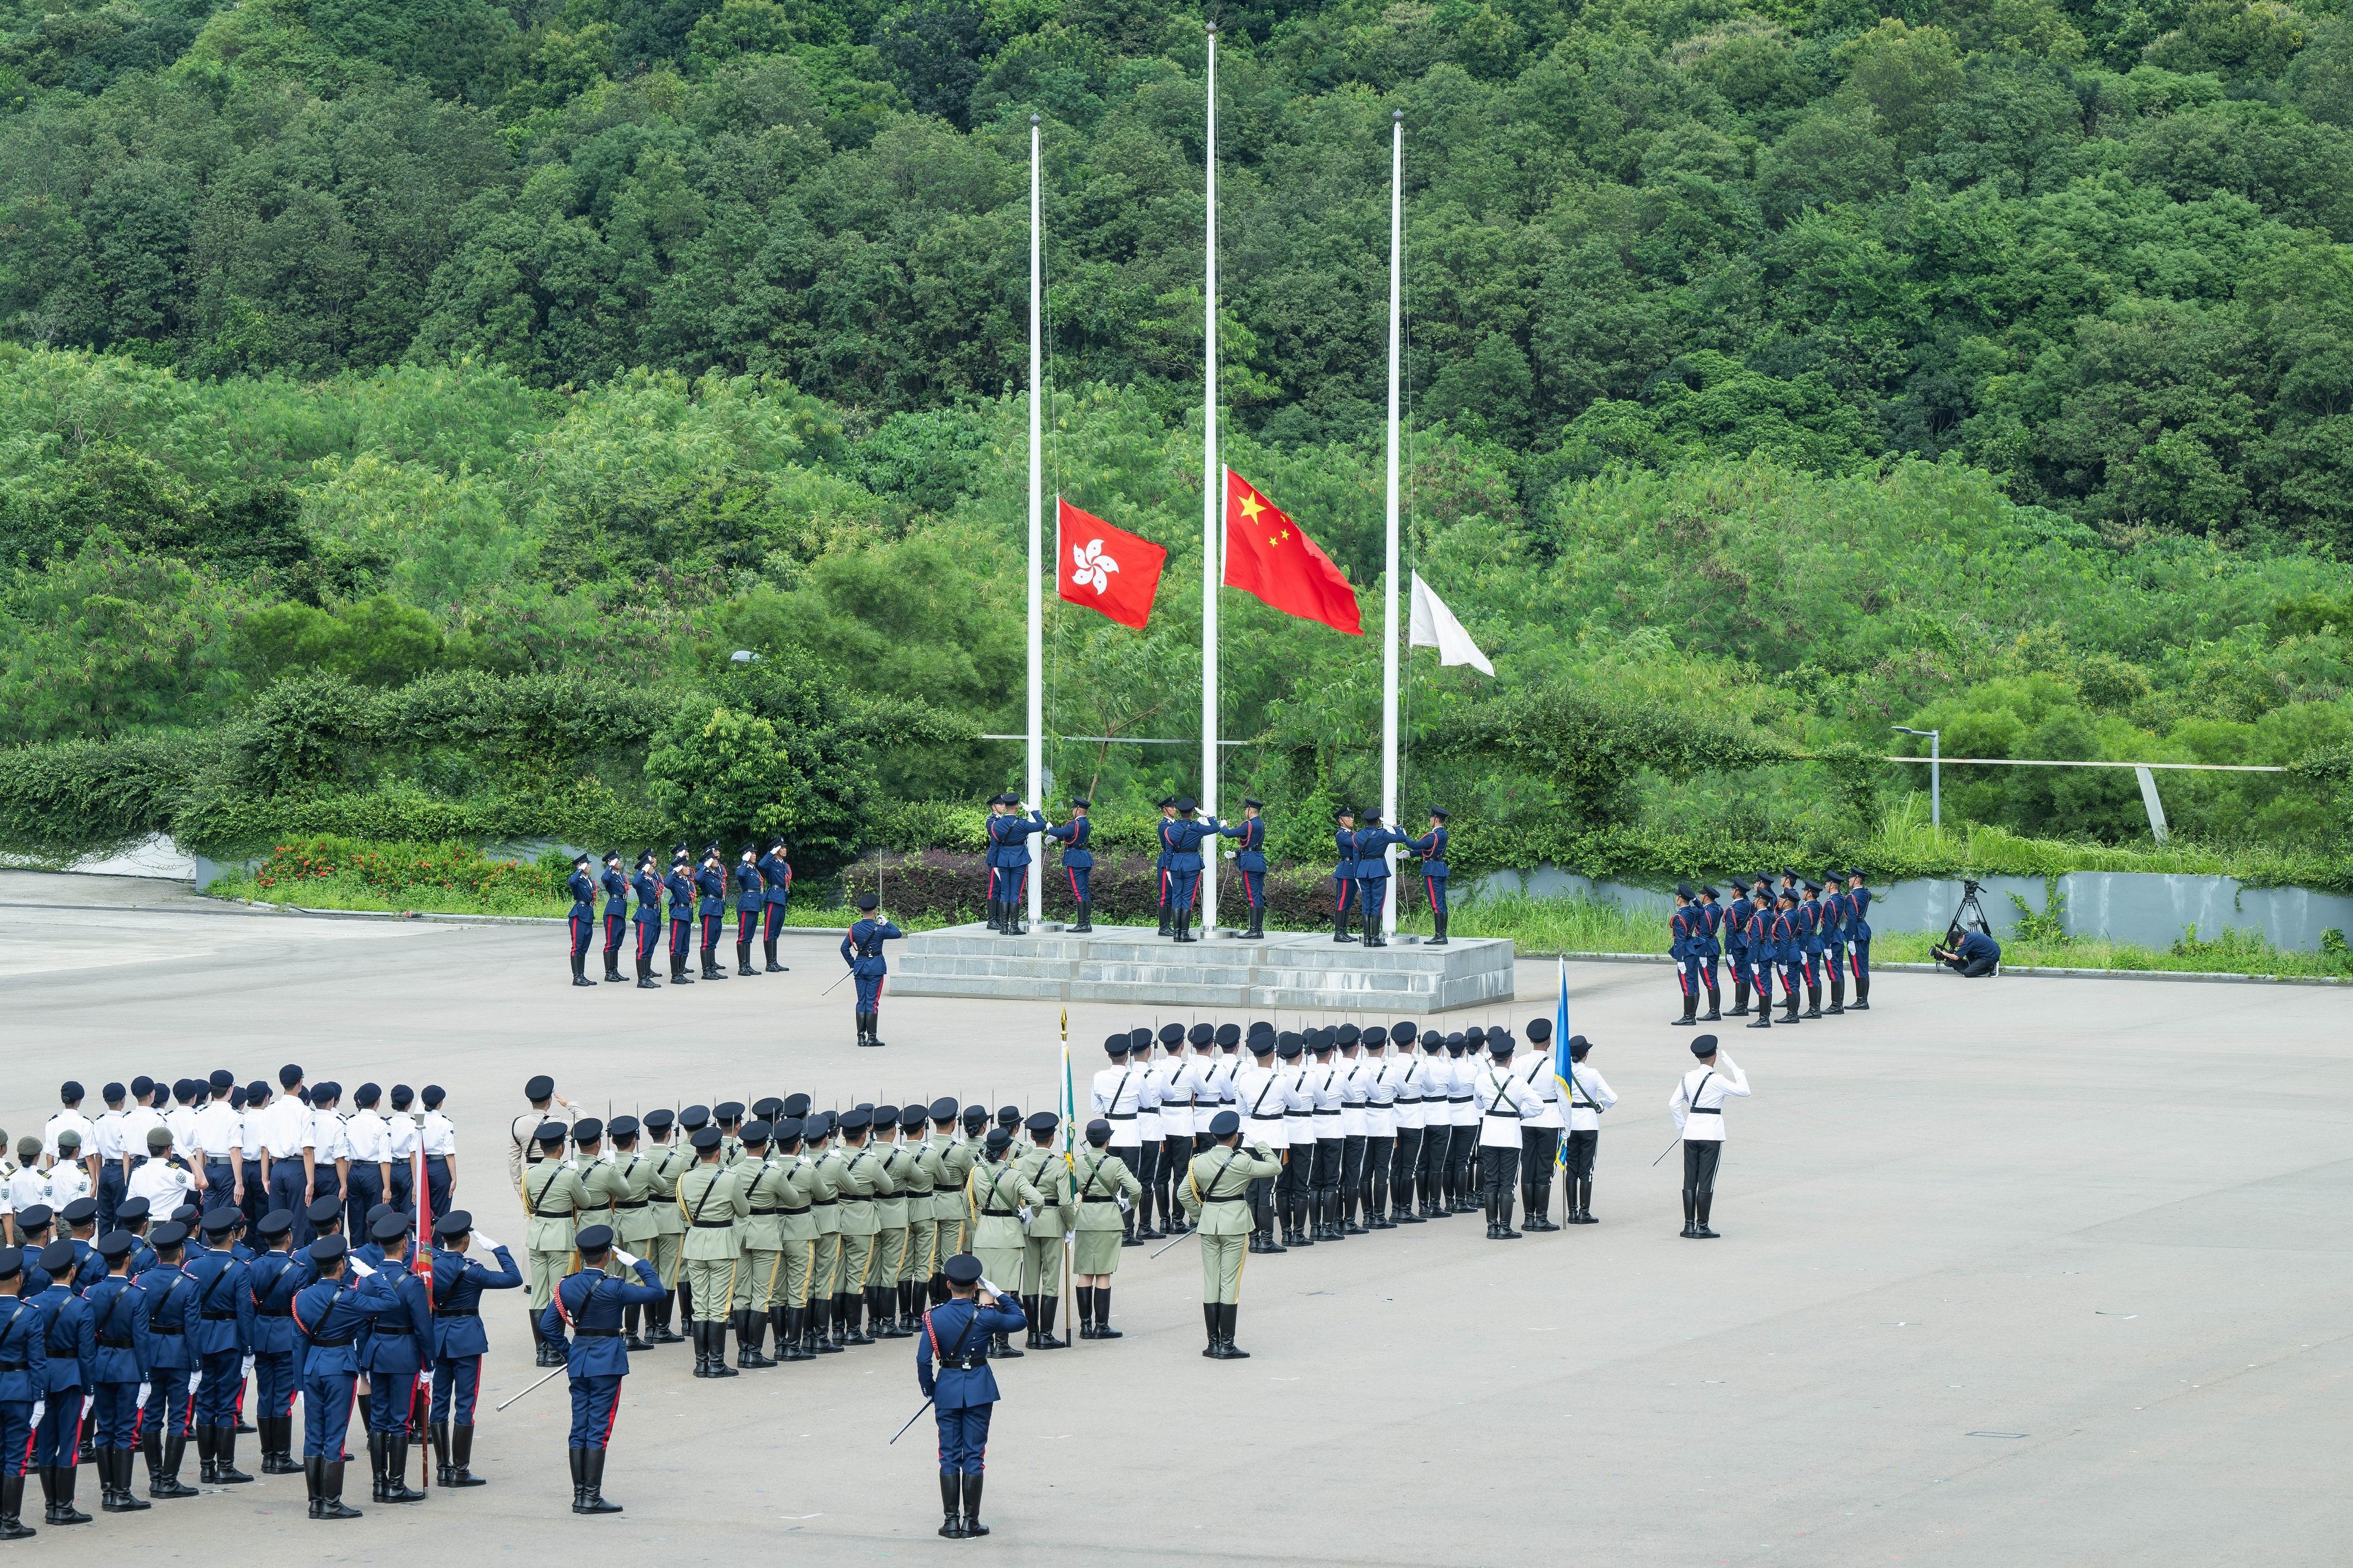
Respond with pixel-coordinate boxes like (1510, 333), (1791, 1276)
(612, 1248), (638, 1268)
(28, 1400), (41, 1429)
(243, 1356), (255, 1378)
(1017, 1205), (1034, 1224)
(472, 1233), (499, 1253)
(978, 1276), (1001, 1297)
(349, 1259), (377, 1278)
(137, 1382), (150, 1405)
(1115, 1195), (1132, 1213)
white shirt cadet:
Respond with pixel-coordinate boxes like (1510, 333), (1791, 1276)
(1338, 1053), (1371, 1139)
(345, 1107), (393, 1171)
(90, 1109), (130, 1168)
(310, 1105), (353, 1164)
(1671, 1056), (1750, 1141)
(1474, 1058), (1539, 1149)
(1309, 1058), (1345, 1134)
(1090, 1059), (1143, 1145)
(1517, 1049), (1565, 1131)
(125, 1155), (193, 1211)
(1235, 1056), (1288, 1145)
(1564, 1062), (1617, 1131)
(259, 1095), (311, 1160)
(1157, 1052), (1195, 1140)
(189, 1098), (242, 1164)
(420, 1109), (458, 1157)
(6, 1164), (52, 1216)
(1447, 1055), (1479, 1128)
(119, 1105), (164, 1169)
(43, 1108), (93, 1163)
(387, 1110), (421, 1169)
(1133, 1053), (1164, 1143)
(44, 1159), (92, 1209)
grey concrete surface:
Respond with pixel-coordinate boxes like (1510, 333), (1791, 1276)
(2, 872), (2347, 1565)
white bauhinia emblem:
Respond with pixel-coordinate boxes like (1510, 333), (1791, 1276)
(1071, 538), (1120, 593)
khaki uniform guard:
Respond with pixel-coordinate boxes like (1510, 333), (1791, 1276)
(1014, 1113), (1076, 1350)
(1070, 1123), (1141, 1340)
(519, 1121), (587, 1367)
(676, 1126), (746, 1379)
(962, 1130), (1042, 1358)
(1179, 1111), (1283, 1360)
(831, 1110), (892, 1347)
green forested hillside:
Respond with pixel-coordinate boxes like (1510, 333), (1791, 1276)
(1, 0), (2351, 881)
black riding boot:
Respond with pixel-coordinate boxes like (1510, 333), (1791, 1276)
(1333, 908), (1356, 943)
(1430, 910), (1449, 944)
(571, 951), (593, 986)
(1701, 987), (1721, 1021)
(940, 1472), (965, 1537)
(1803, 979), (1823, 1019)
(764, 935), (786, 972)
(1826, 970), (1846, 1014)
(1072, 899), (1093, 933)
(215, 1424), (253, 1483)
(1696, 1193), (1718, 1237)
(1681, 1190), (1700, 1238)
(961, 1473), (988, 1536)
(1729, 975), (1749, 1017)
(1672, 992), (1696, 1025)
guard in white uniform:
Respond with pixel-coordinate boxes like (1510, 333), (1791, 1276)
(90, 1085), (131, 1232)
(1133, 1029), (1169, 1238)
(42, 1085), (94, 1167)
(1305, 1033), (1347, 1241)
(1162, 1028), (1207, 1234)
(1089, 1036), (1146, 1243)
(1277, 1037), (1316, 1247)
(1472, 1033), (1538, 1238)
(1515, 1018), (1565, 1231)
(1670, 1036), (1750, 1239)
(1336, 1028), (1373, 1233)
(1361, 1026), (1403, 1229)
(420, 1085), (458, 1220)
(1197, 1026), (1243, 1153)
(1233, 1031), (1288, 1253)
(1560, 1034), (1616, 1226)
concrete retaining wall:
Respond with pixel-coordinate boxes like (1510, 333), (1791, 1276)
(1466, 867), (2353, 952)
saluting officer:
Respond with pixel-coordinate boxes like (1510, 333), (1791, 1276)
(1044, 799), (1093, 931)
(1216, 797), (1269, 939)
(758, 837), (793, 971)
(629, 853), (663, 989)
(841, 893), (904, 1050)
(961, 1131), (1039, 1359)
(676, 1125), (744, 1379)
(1408, 809), (1452, 943)
(695, 845), (730, 981)
(597, 851), (629, 983)
(565, 853), (598, 988)
(1069, 1118), (1139, 1339)
(426, 1210), (517, 1487)
(539, 1224), (667, 1516)
(1178, 1111), (1282, 1359)
(520, 1121), (586, 1367)
(918, 1254), (1025, 1540)
(664, 850), (699, 985)
(1671, 1036), (1750, 1239)
(1153, 796), (1178, 936)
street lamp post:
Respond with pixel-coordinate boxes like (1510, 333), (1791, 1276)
(1892, 726), (1940, 831)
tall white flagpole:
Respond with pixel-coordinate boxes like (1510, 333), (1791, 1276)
(1027, 113), (1045, 929)
(1381, 109), (1403, 937)
(1201, 23), (1220, 937)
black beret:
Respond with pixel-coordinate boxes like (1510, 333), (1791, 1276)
(1158, 1023), (1184, 1045)
(928, 1097), (958, 1121)
(39, 1240), (75, 1273)
(741, 1120), (772, 1144)
(353, 1083), (380, 1107)
(96, 1232), (133, 1260)
(691, 1128), (723, 1151)
(60, 1081), (83, 1101)
(773, 1118), (804, 1143)
(576, 1224), (614, 1252)
(943, 1254), (983, 1285)
(536, 1121), (567, 1145)
(1104, 1035), (1130, 1056)
(0, 1247), (24, 1280)
(643, 1108), (675, 1131)
(422, 1085), (446, 1108)
(256, 1211), (293, 1239)
(571, 1118), (604, 1143)
(310, 1082), (340, 1101)
(899, 1106), (928, 1131)
(117, 1198), (150, 1223)
(1209, 1110), (1241, 1136)
(280, 1064), (304, 1089)
(782, 1094), (811, 1118)
(1024, 1111), (1057, 1134)
(61, 1197), (97, 1226)
(680, 1105), (711, 1129)
(1214, 1023), (1241, 1047)
(1692, 1035), (1720, 1057)
(609, 1115), (640, 1139)
(1527, 1017), (1553, 1043)
(1187, 1023), (1214, 1047)
(1085, 1118), (1111, 1144)
(525, 1075), (555, 1100)
(207, 1069), (234, 1090)
(229, 1086), (247, 1109)
(984, 1128), (1011, 1153)
(307, 1236), (347, 1264)
(306, 1197), (343, 1226)
(131, 1075), (156, 1096)
(370, 1213), (409, 1242)
(103, 1082), (126, 1102)
(150, 1222), (190, 1250)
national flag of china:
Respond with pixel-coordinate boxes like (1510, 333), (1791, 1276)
(1057, 497), (1166, 631)
(1221, 469), (1363, 636)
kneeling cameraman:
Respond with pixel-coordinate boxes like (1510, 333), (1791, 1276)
(1932, 928), (2001, 977)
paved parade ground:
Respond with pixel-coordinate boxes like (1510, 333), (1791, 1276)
(4, 871), (2348, 1565)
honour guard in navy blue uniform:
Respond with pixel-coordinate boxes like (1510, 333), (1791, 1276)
(1044, 800), (1094, 932)
(695, 844), (729, 980)
(29, 1240), (91, 1526)
(917, 1253), (1025, 1540)
(1724, 880), (1755, 1016)
(597, 851), (628, 983)
(133, 1219), (198, 1499)
(1153, 797), (1177, 936)
(1771, 890), (1803, 1025)
(0, 1245), (48, 1539)
(1694, 885), (1723, 1020)
(566, 854), (598, 988)
(1843, 869), (1874, 1009)
(731, 845), (764, 976)
(1351, 812), (1409, 948)
(1669, 885), (1700, 1025)
(1330, 807), (1358, 942)
(242, 1210), (302, 1476)
(291, 1234), (401, 1520)
(357, 1213), (431, 1504)
(1163, 798), (1219, 943)
(842, 893), (904, 1049)
(628, 853), (662, 988)
(539, 1224), (667, 1515)
(185, 1208), (254, 1485)
(428, 1210), (518, 1488)
(758, 837), (793, 970)
(84, 1232), (151, 1514)
(1818, 871), (1849, 1015)
(664, 850), (698, 986)
(986, 797), (1046, 936)
(1217, 798), (1267, 938)
(1406, 809), (1450, 943)
(1796, 879), (1826, 1018)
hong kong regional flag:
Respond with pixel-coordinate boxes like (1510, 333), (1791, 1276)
(1057, 497), (1167, 631)
(1221, 469), (1363, 636)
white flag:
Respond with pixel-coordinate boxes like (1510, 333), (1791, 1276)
(1408, 574), (1493, 676)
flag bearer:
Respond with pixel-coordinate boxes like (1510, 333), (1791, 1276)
(1044, 801), (1094, 932)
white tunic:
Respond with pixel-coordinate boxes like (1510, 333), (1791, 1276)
(1089, 1064), (1143, 1146)
(1158, 1056), (1196, 1139)
(1381, 1055), (1421, 1131)
(1363, 1054), (1399, 1137)
(1338, 1056), (1371, 1138)
(1234, 1061), (1290, 1145)
(1473, 1063), (1539, 1149)
(387, 1113), (422, 1169)
(1670, 1059), (1750, 1142)
(1282, 1064), (1316, 1144)
(42, 1110), (93, 1163)
(1564, 1064), (1616, 1131)
(1133, 1057), (1163, 1143)
(345, 1109), (393, 1171)
(1309, 1060), (1345, 1138)
(420, 1111), (458, 1157)
(1518, 1051), (1566, 1131)
(1444, 1055), (1478, 1128)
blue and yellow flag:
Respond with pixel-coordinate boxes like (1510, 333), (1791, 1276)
(1552, 955), (1574, 1167)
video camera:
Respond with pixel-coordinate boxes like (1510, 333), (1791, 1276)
(1944, 877), (1992, 948)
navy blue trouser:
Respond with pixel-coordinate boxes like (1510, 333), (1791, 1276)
(255, 1351), (298, 1421)
(368, 1375), (418, 1439)
(605, 912), (626, 959)
(0, 1401), (30, 1477)
(568, 1372), (622, 1449)
(855, 974), (884, 1014)
(1423, 873), (1447, 914)
(142, 1367), (191, 1444)
(345, 1163), (383, 1243)
(91, 1383), (141, 1449)
(1357, 875), (1389, 928)
(934, 1401), (992, 1474)
(431, 1355), (480, 1426)
(1066, 866), (1090, 904)
(569, 911), (593, 959)
(669, 917), (693, 961)
(196, 1348), (243, 1426)
(98, 1166), (126, 1234)
(424, 1155), (452, 1221)
(1238, 869), (1260, 907)
(764, 901), (790, 939)
(269, 1164), (310, 1244)
(239, 1160), (268, 1228)
(301, 1371), (357, 1459)
(31, 1388), (83, 1467)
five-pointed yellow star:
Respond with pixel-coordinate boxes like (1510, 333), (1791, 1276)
(1238, 493), (1265, 521)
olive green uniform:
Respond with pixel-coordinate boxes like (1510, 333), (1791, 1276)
(520, 1158), (588, 1312)
(896, 1135), (943, 1296)
(645, 1138), (691, 1291)
(576, 1152), (631, 1273)
(806, 1137), (845, 1335)
(876, 1137), (923, 1322)
(935, 1129), (978, 1275)
(775, 1152), (818, 1313)
(736, 1155), (792, 1311)
(963, 1157), (1042, 1296)
(1016, 1143), (1076, 1300)
(1071, 1147), (1142, 1275)
(1179, 1139), (1283, 1305)
(677, 1157), (747, 1326)
(834, 1139), (891, 1328)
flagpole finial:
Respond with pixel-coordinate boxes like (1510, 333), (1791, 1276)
(1394, 109), (1404, 121)
(1031, 113), (1041, 126)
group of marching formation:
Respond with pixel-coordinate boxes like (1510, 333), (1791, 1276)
(1668, 870), (1877, 1025)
